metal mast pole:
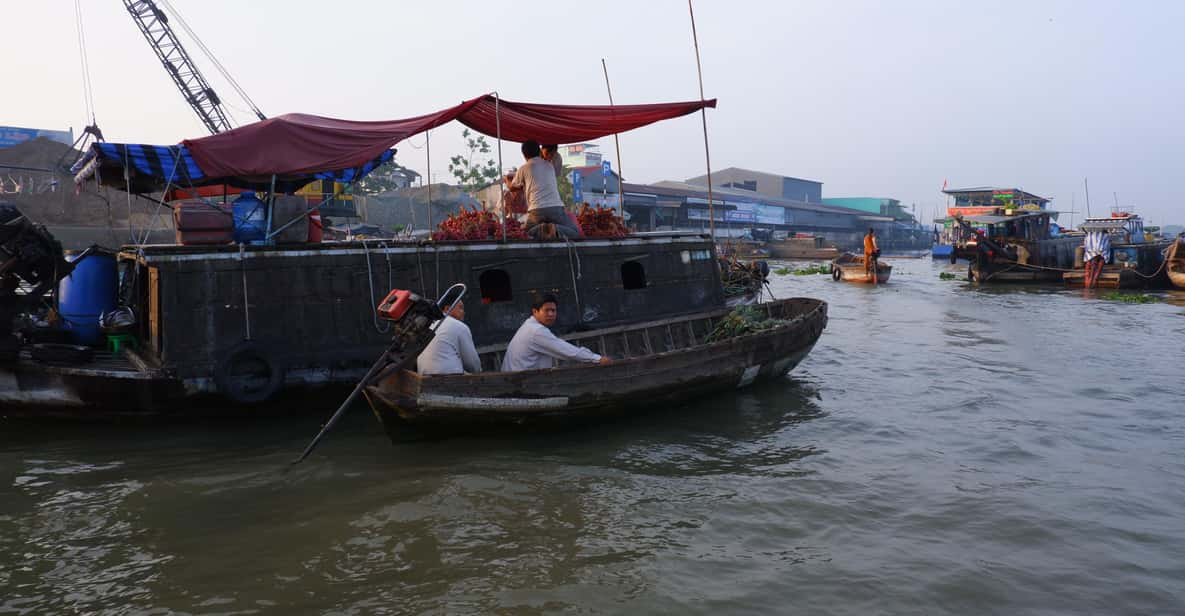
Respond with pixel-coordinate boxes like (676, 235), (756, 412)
(688, 0), (714, 239)
(602, 59), (625, 213)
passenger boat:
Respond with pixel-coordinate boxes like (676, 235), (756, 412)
(1063, 211), (1173, 289)
(363, 297), (827, 435)
(953, 211), (1082, 283)
(767, 235), (840, 260)
(829, 252), (891, 284)
(2, 93), (755, 415)
(1168, 238), (1185, 289)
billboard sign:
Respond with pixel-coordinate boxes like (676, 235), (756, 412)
(0, 126), (74, 149)
(571, 170), (583, 202)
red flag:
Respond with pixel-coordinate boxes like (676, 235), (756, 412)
(941, 179), (948, 191)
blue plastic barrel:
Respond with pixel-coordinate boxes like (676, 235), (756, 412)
(59, 249), (118, 345)
(233, 191), (267, 243)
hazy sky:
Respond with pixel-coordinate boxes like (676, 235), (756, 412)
(5, 1), (1182, 224)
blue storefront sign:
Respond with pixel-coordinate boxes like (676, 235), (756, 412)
(571, 170), (583, 202)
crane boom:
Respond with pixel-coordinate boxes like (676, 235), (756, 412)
(121, 0), (233, 134)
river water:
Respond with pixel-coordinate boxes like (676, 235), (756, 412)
(2, 257), (1184, 615)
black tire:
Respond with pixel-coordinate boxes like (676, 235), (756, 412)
(832, 267), (843, 281)
(214, 341), (283, 404)
(30, 343), (93, 365)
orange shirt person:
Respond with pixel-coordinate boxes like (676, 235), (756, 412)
(863, 228), (879, 274)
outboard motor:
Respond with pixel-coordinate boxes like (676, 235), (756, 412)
(0, 203), (73, 351)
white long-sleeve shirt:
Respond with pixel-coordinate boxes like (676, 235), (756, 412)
(417, 316), (481, 375)
(500, 316), (601, 371)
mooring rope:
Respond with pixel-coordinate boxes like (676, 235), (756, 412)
(363, 239), (392, 333)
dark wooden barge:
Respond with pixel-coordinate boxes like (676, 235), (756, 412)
(363, 297), (827, 435)
(1, 233), (733, 414)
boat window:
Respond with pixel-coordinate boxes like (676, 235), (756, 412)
(621, 261), (647, 289)
(479, 269), (512, 303)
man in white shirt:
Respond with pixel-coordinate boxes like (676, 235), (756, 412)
(501, 294), (610, 371)
(417, 300), (482, 375)
(506, 140), (579, 239)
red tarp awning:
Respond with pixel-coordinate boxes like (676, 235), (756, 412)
(183, 94), (715, 179)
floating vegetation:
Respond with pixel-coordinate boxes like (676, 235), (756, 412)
(792, 265), (831, 276)
(939, 272), (957, 280)
(774, 267), (792, 276)
(706, 306), (786, 342)
(1101, 291), (1161, 304)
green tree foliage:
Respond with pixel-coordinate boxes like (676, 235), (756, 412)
(557, 166), (574, 205)
(354, 160), (419, 195)
(448, 129), (501, 193)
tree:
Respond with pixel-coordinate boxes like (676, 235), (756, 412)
(448, 129), (502, 193)
(354, 160), (420, 195)
(557, 166), (574, 206)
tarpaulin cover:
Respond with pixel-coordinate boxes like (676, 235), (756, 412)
(184, 94), (716, 179)
(80, 142), (394, 193)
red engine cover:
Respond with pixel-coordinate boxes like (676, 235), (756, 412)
(377, 289), (416, 321)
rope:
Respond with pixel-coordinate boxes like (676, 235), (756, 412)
(158, 0), (263, 122)
(72, 0), (97, 126)
(565, 237), (583, 317)
(239, 243), (252, 340)
(363, 240), (391, 333)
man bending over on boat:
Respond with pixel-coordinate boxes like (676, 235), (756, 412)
(501, 294), (610, 371)
(417, 300), (482, 375)
(506, 140), (580, 239)
(863, 227), (880, 276)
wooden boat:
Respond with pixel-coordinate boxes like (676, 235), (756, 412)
(363, 297), (827, 435)
(830, 253), (891, 284)
(767, 236), (840, 260)
(1165, 238), (1185, 289)
(1063, 213), (1173, 289)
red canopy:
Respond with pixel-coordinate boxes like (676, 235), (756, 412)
(183, 94), (715, 179)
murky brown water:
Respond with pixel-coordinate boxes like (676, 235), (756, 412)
(3, 257), (1184, 614)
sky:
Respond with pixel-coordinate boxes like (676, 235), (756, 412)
(4, 0), (1183, 225)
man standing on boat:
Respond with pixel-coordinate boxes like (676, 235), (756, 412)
(540, 143), (564, 179)
(863, 228), (880, 276)
(417, 300), (482, 375)
(501, 294), (610, 371)
(506, 140), (579, 239)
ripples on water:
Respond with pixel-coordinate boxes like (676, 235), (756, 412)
(2, 258), (1184, 614)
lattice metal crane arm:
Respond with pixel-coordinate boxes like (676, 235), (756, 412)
(120, 0), (233, 135)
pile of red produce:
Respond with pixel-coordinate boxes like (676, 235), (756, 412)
(577, 204), (629, 238)
(432, 206), (530, 241)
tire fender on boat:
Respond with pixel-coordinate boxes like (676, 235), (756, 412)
(832, 267), (843, 281)
(214, 341), (283, 404)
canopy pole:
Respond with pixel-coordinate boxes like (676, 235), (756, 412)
(265, 173), (277, 245)
(495, 92), (506, 243)
(426, 130), (432, 232)
(601, 58), (625, 215)
(688, 0), (714, 240)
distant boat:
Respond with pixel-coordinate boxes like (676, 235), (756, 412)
(1063, 211), (1173, 289)
(767, 235), (841, 260)
(830, 252), (891, 284)
(363, 297), (828, 435)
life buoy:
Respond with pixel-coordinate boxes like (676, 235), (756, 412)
(214, 341), (283, 404)
(832, 267), (843, 281)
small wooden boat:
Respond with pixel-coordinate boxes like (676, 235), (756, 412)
(830, 253), (891, 284)
(364, 297), (827, 436)
(1167, 239), (1185, 289)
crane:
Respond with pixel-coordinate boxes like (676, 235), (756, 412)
(120, 0), (264, 134)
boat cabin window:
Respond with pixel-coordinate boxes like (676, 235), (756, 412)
(479, 269), (513, 303)
(621, 261), (647, 290)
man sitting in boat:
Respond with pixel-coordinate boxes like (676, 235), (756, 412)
(416, 300), (482, 375)
(863, 228), (880, 275)
(505, 140), (580, 239)
(501, 294), (610, 371)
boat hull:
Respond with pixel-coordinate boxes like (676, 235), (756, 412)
(1167, 241), (1185, 289)
(830, 254), (891, 284)
(364, 298), (827, 435)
